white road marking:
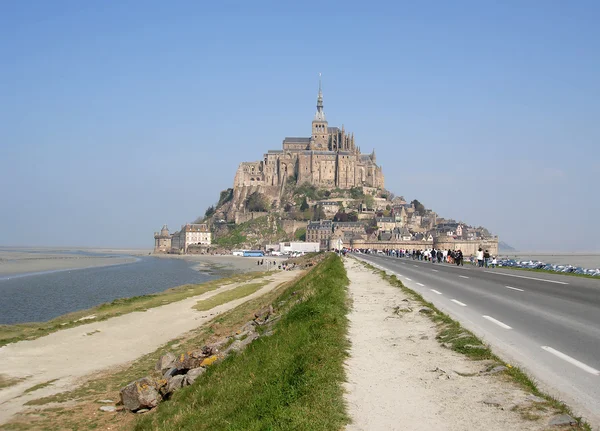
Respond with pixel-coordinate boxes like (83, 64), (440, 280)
(416, 283), (425, 287)
(485, 271), (568, 285)
(459, 275), (469, 279)
(431, 289), (442, 295)
(413, 265), (419, 267)
(483, 315), (512, 329)
(541, 346), (600, 376)
(431, 269), (439, 272)
(505, 286), (524, 292)
(405, 278), (412, 281)
(451, 299), (467, 306)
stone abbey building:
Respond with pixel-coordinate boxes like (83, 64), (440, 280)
(229, 79), (384, 218)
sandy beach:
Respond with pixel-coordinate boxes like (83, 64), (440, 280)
(0, 250), (137, 277)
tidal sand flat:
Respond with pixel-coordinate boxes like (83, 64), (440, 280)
(0, 249), (137, 277)
(155, 254), (287, 274)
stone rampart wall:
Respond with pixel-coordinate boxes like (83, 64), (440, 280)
(433, 238), (499, 257)
(350, 240), (432, 251)
(235, 211), (269, 225)
(281, 220), (307, 236)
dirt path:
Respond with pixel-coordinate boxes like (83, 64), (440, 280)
(343, 258), (560, 431)
(0, 270), (299, 424)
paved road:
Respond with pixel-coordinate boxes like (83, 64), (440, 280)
(354, 253), (600, 427)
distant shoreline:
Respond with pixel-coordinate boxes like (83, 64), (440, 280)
(0, 252), (138, 278)
(497, 252), (600, 269)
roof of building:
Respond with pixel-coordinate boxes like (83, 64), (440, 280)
(283, 137), (311, 144)
(380, 232), (393, 241)
(376, 217), (395, 223)
(182, 223), (209, 232)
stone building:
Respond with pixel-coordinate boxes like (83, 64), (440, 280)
(306, 220), (333, 250)
(170, 223), (212, 253)
(228, 78), (385, 220)
(153, 225), (172, 253)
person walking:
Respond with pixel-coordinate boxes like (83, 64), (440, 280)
(437, 249), (443, 264)
(483, 250), (490, 268)
(456, 249), (463, 266)
(476, 248), (484, 267)
(491, 255), (497, 268)
(431, 248), (436, 263)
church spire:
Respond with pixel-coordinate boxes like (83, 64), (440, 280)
(314, 73), (326, 121)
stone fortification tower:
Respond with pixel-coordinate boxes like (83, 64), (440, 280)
(154, 225), (171, 253)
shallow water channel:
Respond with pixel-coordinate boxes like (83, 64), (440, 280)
(0, 256), (220, 325)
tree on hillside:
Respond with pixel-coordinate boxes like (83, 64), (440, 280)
(312, 204), (326, 221)
(349, 187), (364, 199)
(246, 192), (269, 212)
(300, 197), (309, 211)
(363, 194), (375, 210)
(347, 211), (359, 222)
(411, 199), (426, 216)
(366, 217), (378, 235)
(217, 189), (234, 207)
(294, 227), (306, 241)
(334, 211), (349, 222)
(205, 205), (216, 218)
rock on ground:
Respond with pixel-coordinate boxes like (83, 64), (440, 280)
(185, 367), (206, 386)
(120, 377), (161, 412)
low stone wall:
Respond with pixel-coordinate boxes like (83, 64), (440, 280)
(281, 220), (307, 236)
(235, 211), (268, 225)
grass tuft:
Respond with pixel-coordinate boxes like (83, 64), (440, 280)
(23, 379), (59, 394)
(193, 280), (271, 311)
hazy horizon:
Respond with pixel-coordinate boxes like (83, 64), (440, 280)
(1, 2), (598, 252)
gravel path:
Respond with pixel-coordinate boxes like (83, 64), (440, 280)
(343, 258), (560, 431)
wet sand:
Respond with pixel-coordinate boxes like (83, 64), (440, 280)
(153, 254), (287, 273)
(0, 251), (137, 277)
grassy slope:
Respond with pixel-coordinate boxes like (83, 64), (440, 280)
(134, 253), (349, 431)
(0, 272), (269, 348)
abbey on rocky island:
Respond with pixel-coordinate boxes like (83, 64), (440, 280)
(232, 79), (384, 202)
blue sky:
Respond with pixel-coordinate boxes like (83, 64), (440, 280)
(1, 1), (598, 251)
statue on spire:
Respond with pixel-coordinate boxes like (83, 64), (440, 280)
(314, 73), (326, 121)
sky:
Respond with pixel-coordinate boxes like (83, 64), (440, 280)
(0, 0), (598, 252)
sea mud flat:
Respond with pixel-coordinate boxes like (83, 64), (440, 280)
(0, 250), (137, 277)
(154, 254), (287, 273)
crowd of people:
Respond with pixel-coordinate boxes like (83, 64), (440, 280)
(349, 247), (498, 268)
(256, 259), (297, 271)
